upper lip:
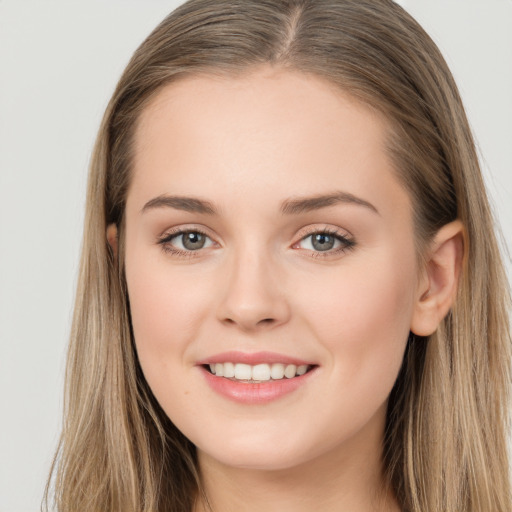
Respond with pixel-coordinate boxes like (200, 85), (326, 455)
(196, 351), (315, 366)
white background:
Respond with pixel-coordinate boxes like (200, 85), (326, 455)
(0, 1), (511, 511)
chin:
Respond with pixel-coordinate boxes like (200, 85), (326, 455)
(192, 426), (324, 472)
(200, 446), (310, 472)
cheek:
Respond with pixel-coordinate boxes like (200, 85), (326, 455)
(125, 251), (214, 373)
(125, 258), (219, 426)
(299, 252), (416, 388)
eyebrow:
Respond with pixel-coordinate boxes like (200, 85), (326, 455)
(141, 195), (218, 215)
(141, 191), (379, 216)
(280, 191), (379, 216)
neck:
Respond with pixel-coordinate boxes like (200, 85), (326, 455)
(193, 407), (400, 512)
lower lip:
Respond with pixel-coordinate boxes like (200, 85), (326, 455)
(200, 366), (317, 404)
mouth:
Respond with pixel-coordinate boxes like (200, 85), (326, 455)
(198, 351), (318, 403)
(203, 362), (316, 383)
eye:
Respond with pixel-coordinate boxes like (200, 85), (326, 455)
(158, 229), (215, 255)
(294, 228), (355, 256)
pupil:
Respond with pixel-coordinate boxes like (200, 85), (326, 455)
(312, 234), (334, 251)
(183, 232), (205, 250)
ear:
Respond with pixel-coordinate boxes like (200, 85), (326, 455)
(410, 220), (465, 336)
(106, 223), (118, 259)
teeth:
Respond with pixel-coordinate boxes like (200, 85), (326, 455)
(284, 364), (297, 378)
(208, 362), (311, 381)
(252, 364), (271, 381)
(234, 363), (252, 380)
(297, 364), (308, 376)
(270, 363), (285, 379)
(215, 363), (224, 377)
(223, 362), (235, 378)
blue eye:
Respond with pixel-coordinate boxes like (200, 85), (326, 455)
(159, 230), (214, 253)
(297, 230), (355, 254)
(157, 227), (354, 258)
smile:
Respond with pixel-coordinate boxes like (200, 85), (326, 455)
(198, 352), (318, 404)
(207, 362), (310, 382)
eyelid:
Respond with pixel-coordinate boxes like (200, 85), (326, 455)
(156, 224), (355, 259)
(294, 224), (353, 241)
(292, 225), (356, 257)
(157, 225), (219, 257)
(157, 223), (218, 240)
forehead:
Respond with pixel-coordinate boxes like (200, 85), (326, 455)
(134, 67), (388, 157)
(128, 67), (410, 222)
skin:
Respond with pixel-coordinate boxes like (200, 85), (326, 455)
(111, 66), (463, 511)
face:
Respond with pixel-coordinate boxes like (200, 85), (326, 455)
(123, 67), (421, 472)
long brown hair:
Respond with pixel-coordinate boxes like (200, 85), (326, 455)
(45, 1), (511, 510)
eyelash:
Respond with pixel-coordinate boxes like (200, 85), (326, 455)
(295, 227), (356, 258)
(157, 227), (213, 259)
(157, 227), (356, 259)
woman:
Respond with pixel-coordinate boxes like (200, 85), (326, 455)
(45, 0), (511, 510)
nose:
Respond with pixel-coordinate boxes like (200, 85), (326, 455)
(216, 246), (291, 332)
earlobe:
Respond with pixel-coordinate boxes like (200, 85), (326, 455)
(106, 223), (119, 259)
(411, 220), (465, 336)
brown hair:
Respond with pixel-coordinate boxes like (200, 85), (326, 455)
(46, 1), (511, 510)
